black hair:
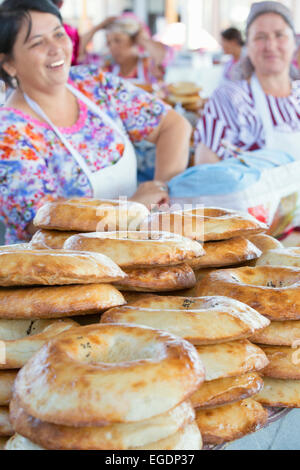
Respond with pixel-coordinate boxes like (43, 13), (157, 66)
(0, 0), (62, 87)
(50, 0), (63, 7)
(221, 27), (245, 46)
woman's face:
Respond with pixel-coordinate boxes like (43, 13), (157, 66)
(221, 38), (238, 56)
(4, 11), (72, 94)
(106, 32), (135, 65)
(247, 13), (296, 76)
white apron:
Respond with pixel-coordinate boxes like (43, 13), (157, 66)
(112, 58), (146, 84)
(251, 74), (300, 160)
(23, 84), (138, 199)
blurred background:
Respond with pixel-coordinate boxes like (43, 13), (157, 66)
(56, 0), (300, 95)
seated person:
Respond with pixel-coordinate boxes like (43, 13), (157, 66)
(0, 0), (191, 244)
(195, 1), (300, 165)
(100, 16), (174, 84)
(221, 27), (245, 81)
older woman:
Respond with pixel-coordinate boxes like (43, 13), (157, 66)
(0, 0), (191, 244)
(195, 1), (300, 164)
(101, 17), (173, 84)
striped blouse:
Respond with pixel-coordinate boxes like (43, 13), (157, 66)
(195, 79), (300, 160)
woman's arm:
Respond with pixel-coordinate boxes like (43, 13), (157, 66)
(77, 17), (117, 63)
(146, 109), (192, 182)
(136, 31), (170, 66)
(195, 143), (220, 165)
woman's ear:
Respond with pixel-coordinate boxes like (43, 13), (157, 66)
(0, 54), (16, 80)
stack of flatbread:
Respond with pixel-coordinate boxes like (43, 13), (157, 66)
(63, 231), (205, 293)
(250, 247), (300, 409)
(32, 198), (150, 243)
(101, 294), (271, 446)
(32, 199), (206, 293)
(166, 82), (205, 112)
(6, 323), (204, 450)
(140, 208), (271, 291)
(0, 244), (127, 449)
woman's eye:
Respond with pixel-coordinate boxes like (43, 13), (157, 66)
(30, 42), (42, 48)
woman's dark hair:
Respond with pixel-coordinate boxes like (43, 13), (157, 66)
(50, 0), (63, 8)
(0, 0), (62, 88)
(221, 27), (245, 46)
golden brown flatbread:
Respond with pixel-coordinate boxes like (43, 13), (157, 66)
(168, 82), (202, 96)
(255, 377), (300, 408)
(257, 247), (300, 268)
(0, 371), (17, 406)
(0, 319), (78, 369)
(260, 345), (300, 380)
(0, 249), (126, 286)
(5, 424), (203, 451)
(195, 399), (268, 445)
(0, 407), (13, 437)
(191, 373), (264, 409)
(0, 284), (125, 319)
(196, 266), (300, 321)
(0, 244), (31, 251)
(188, 238), (261, 269)
(9, 397), (195, 450)
(141, 207), (267, 242)
(29, 230), (79, 250)
(247, 233), (283, 253)
(34, 199), (149, 232)
(101, 296), (270, 345)
(250, 320), (300, 346)
(195, 340), (269, 382)
(114, 264), (196, 292)
(64, 231), (204, 268)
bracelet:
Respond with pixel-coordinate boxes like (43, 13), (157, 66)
(152, 181), (169, 192)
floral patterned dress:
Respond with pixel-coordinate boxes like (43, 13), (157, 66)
(0, 65), (170, 244)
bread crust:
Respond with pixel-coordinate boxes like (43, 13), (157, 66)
(0, 407), (13, 437)
(9, 397), (195, 450)
(247, 234), (283, 253)
(114, 264), (197, 292)
(195, 340), (269, 382)
(141, 207), (266, 242)
(64, 231), (204, 268)
(14, 324), (205, 426)
(190, 373), (264, 409)
(0, 319), (78, 369)
(30, 230), (79, 250)
(0, 371), (17, 406)
(250, 320), (300, 346)
(34, 199), (149, 232)
(188, 238), (261, 269)
(260, 345), (300, 380)
(0, 249), (126, 286)
(257, 247), (300, 268)
(255, 378), (300, 408)
(195, 399), (268, 445)
(101, 296), (270, 345)
(5, 424), (203, 451)
(196, 266), (300, 321)
(0, 284), (125, 319)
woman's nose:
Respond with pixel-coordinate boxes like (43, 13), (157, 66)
(48, 39), (61, 55)
(264, 35), (278, 50)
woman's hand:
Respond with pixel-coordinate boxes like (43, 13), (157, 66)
(131, 181), (169, 209)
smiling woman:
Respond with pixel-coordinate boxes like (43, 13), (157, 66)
(0, 0), (191, 244)
(195, 1), (300, 165)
